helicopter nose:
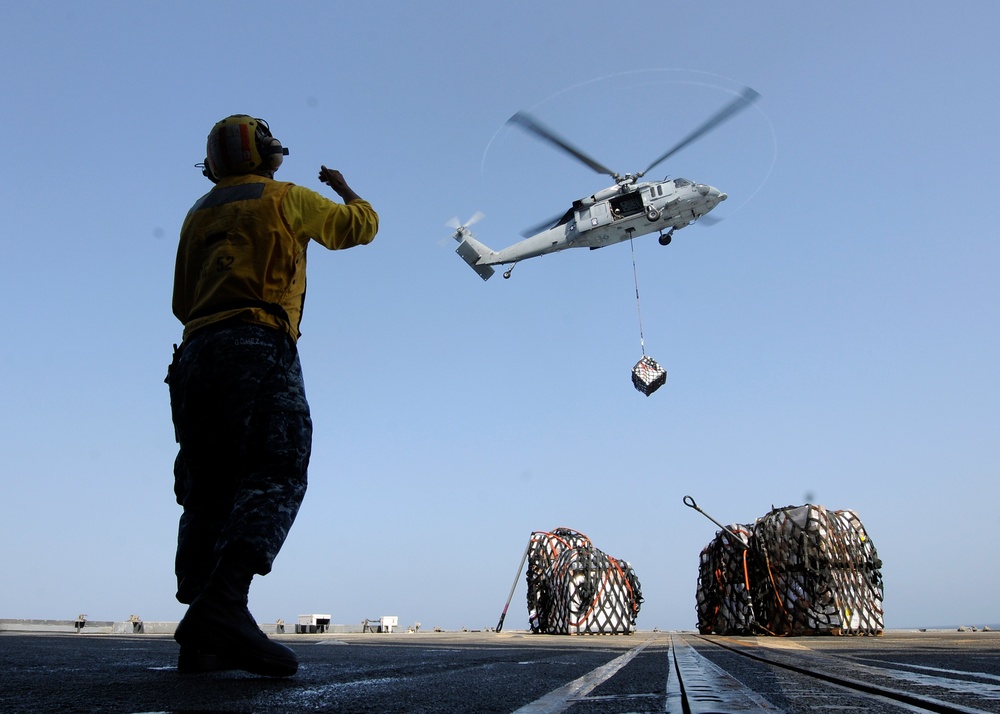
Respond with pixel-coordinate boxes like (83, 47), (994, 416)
(707, 185), (727, 202)
(697, 184), (726, 201)
(694, 183), (727, 205)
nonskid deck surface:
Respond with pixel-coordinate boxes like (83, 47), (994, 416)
(1, 629), (998, 713)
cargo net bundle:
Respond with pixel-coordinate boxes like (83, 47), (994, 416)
(526, 528), (642, 635)
(632, 355), (667, 396)
(752, 504), (884, 636)
(695, 504), (884, 636)
(695, 524), (756, 636)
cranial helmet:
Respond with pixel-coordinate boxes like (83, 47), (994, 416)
(203, 115), (289, 181)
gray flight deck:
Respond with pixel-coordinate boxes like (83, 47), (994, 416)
(1, 625), (999, 712)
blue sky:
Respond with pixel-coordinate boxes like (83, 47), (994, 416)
(1, 1), (997, 632)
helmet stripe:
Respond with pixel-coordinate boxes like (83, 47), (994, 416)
(239, 122), (252, 162)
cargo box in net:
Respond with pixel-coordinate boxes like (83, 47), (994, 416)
(694, 504), (884, 636)
(544, 546), (643, 635)
(525, 528), (642, 635)
(526, 528), (593, 634)
(751, 504), (884, 636)
(695, 524), (757, 635)
(632, 355), (666, 396)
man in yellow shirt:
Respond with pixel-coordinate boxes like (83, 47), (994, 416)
(168, 115), (378, 676)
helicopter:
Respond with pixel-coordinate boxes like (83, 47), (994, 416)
(451, 87), (759, 280)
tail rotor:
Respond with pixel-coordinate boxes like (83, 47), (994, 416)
(446, 211), (484, 241)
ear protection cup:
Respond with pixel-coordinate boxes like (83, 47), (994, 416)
(200, 158), (219, 183)
(260, 135), (289, 170)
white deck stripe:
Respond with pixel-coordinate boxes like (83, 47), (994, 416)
(513, 634), (660, 714)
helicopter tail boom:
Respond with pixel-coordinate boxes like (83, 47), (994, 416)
(455, 232), (496, 281)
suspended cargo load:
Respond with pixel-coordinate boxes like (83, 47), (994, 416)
(751, 504), (884, 636)
(632, 355), (667, 396)
(525, 528), (642, 635)
(695, 523), (756, 635)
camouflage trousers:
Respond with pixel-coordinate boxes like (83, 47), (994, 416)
(168, 323), (312, 605)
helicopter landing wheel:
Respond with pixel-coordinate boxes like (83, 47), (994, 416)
(658, 231), (673, 246)
(503, 271), (512, 279)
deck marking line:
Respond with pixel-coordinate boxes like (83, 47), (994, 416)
(513, 633), (659, 714)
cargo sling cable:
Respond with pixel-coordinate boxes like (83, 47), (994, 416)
(630, 235), (648, 360)
(629, 236), (667, 395)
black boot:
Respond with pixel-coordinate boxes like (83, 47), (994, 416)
(175, 562), (298, 677)
(177, 645), (238, 674)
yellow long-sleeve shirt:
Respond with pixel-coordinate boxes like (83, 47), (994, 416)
(173, 174), (378, 341)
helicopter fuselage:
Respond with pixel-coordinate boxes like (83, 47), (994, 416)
(453, 90), (757, 280)
(483, 177), (727, 267)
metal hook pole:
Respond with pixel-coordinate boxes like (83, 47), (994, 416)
(683, 495), (750, 550)
(495, 538), (532, 632)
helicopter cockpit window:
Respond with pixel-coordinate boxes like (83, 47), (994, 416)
(673, 178), (691, 188)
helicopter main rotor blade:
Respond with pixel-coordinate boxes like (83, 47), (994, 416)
(508, 111), (618, 178)
(520, 212), (564, 238)
(641, 87), (760, 178)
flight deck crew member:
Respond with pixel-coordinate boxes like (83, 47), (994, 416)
(167, 114), (378, 676)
